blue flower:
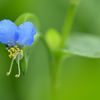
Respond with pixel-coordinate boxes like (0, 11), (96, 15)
(0, 19), (36, 78)
(0, 19), (36, 46)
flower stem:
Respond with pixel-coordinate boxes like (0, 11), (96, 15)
(51, 0), (80, 100)
(61, 0), (80, 48)
(51, 54), (61, 100)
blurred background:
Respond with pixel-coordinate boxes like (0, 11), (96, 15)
(0, 0), (100, 100)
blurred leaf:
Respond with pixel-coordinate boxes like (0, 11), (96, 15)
(15, 13), (40, 31)
(63, 33), (100, 58)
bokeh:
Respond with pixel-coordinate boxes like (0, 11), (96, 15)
(0, 0), (100, 100)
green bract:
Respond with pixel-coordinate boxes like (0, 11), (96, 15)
(45, 29), (61, 51)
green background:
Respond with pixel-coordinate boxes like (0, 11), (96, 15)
(0, 0), (100, 100)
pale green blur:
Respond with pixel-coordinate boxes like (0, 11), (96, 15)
(0, 0), (100, 100)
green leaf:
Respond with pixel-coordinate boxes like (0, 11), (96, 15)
(15, 13), (40, 31)
(63, 33), (100, 58)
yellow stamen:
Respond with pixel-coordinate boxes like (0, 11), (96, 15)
(7, 45), (23, 78)
(8, 46), (22, 59)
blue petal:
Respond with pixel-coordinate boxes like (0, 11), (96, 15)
(17, 22), (36, 46)
(0, 19), (18, 46)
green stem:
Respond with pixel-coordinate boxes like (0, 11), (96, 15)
(51, 54), (61, 100)
(51, 0), (80, 99)
(61, 0), (80, 47)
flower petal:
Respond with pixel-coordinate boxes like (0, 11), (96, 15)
(0, 19), (18, 46)
(17, 22), (36, 46)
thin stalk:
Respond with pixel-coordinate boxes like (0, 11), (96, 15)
(6, 58), (15, 76)
(51, 0), (80, 100)
(15, 56), (21, 78)
(51, 54), (61, 100)
(61, 0), (80, 48)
